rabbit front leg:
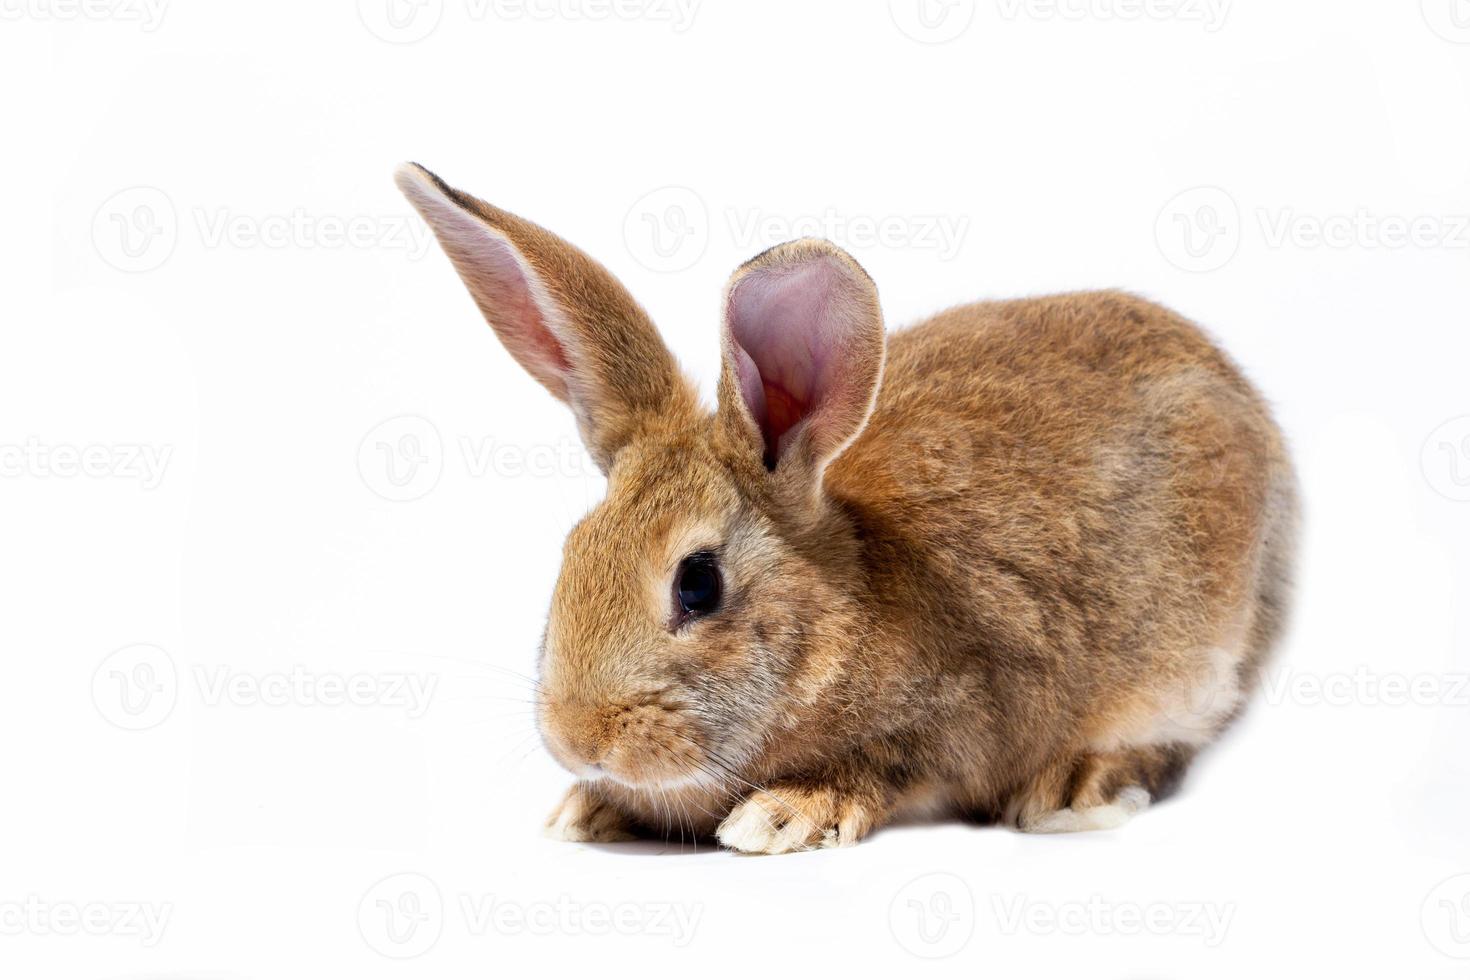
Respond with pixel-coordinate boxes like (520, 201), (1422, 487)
(544, 782), (640, 843)
(715, 772), (894, 855)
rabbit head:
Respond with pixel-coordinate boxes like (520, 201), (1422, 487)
(397, 164), (885, 793)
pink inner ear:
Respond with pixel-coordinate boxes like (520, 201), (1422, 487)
(399, 168), (574, 402)
(727, 259), (848, 464)
(466, 235), (575, 384)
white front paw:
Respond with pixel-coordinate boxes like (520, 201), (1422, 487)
(715, 788), (871, 855)
(545, 783), (637, 843)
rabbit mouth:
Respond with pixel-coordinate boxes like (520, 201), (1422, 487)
(561, 741), (715, 793)
(585, 764), (708, 793)
(538, 694), (723, 790)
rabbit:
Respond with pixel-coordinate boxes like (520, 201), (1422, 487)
(396, 162), (1298, 854)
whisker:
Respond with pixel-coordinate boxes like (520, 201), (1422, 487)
(660, 730), (824, 839)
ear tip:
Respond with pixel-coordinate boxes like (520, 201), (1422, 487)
(747, 236), (842, 261)
(742, 237), (874, 282)
(732, 238), (879, 307)
(393, 161), (454, 202)
(788, 236), (842, 251)
(393, 161), (427, 196)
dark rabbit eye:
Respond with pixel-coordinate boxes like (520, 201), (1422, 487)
(675, 552), (722, 621)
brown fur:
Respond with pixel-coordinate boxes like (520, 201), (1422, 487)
(398, 164), (1298, 853)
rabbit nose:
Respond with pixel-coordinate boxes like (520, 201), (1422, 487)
(542, 698), (615, 768)
(563, 731), (608, 767)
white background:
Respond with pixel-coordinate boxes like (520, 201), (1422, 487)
(4, 0), (1470, 976)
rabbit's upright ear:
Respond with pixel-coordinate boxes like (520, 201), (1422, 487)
(396, 163), (697, 471)
(715, 240), (885, 495)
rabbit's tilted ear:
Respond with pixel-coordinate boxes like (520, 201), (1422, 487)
(396, 162), (696, 471)
(716, 239), (885, 485)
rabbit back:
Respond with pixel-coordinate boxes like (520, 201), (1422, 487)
(830, 290), (1297, 782)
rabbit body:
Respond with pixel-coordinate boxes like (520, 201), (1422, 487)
(398, 164), (1296, 853)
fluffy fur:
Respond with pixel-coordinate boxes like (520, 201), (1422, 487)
(398, 163), (1298, 854)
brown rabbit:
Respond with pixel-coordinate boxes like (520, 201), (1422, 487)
(397, 163), (1298, 854)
